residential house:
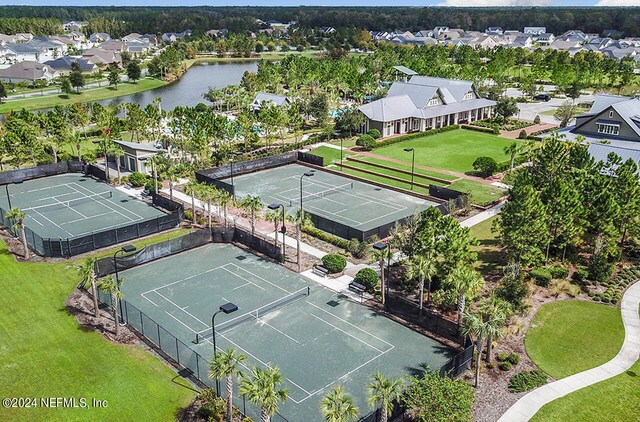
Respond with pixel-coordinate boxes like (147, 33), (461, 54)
(603, 29), (623, 38)
(524, 27), (547, 35)
(251, 92), (290, 111)
(415, 30), (435, 38)
(82, 48), (122, 66)
(0, 61), (58, 84)
(0, 34), (16, 44)
(4, 43), (41, 62)
(536, 33), (556, 45)
(98, 40), (127, 52)
(587, 142), (640, 168)
(206, 29), (229, 38)
(111, 140), (164, 175)
(512, 35), (534, 48)
(358, 75), (496, 138)
(319, 26), (336, 35)
(44, 57), (98, 75)
(485, 27), (503, 36)
(62, 21), (88, 32)
(433, 26), (449, 38)
(89, 33), (111, 45)
(561, 94), (640, 145)
(162, 30), (192, 43)
(15, 33), (33, 43)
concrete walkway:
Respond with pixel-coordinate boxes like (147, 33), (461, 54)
(460, 201), (505, 228)
(498, 281), (640, 421)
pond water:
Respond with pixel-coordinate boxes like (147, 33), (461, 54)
(97, 60), (258, 111)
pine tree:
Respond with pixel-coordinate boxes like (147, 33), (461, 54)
(68, 61), (84, 92)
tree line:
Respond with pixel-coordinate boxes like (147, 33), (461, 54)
(1, 6), (640, 38)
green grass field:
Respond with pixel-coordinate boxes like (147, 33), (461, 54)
(469, 215), (504, 275)
(373, 129), (519, 174)
(530, 305), (640, 422)
(0, 231), (195, 421)
(525, 301), (624, 379)
(308, 146), (349, 166)
(0, 78), (166, 114)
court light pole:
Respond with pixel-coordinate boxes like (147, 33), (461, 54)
(137, 156), (157, 194)
(373, 242), (388, 308)
(211, 302), (238, 396)
(113, 244), (136, 325)
(267, 203), (286, 262)
(3, 180), (23, 210)
(404, 147), (415, 190)
(229, 151), (242, 200)
(340, 137), (344, 168)
(297, 171), (315, 272)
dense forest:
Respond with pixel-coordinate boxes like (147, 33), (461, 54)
(0, 6), (639, 38)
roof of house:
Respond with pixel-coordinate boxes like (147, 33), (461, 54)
(393, 65), (417, 76)
(5, 42), (42, 54)
(575, 94), (640, 139)
(0, 61), (57, 79)
(44, 56), (96, 71)
(253, 92), (289, 106)
(587, 142), (640, 165)
(358, 95), (419, 122)
(112, 140), (163, 153)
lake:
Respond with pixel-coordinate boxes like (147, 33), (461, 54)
(97, 60), (258, 111)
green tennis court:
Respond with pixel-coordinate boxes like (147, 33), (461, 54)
(228, 163), (438, 235)
(119, 243), (454, 421)
(0, 173), (167, 239)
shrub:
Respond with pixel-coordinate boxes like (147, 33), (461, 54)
(354, 268), (379, 293)
(404, 370), (474, 422)
(431, 288), (458, 312)
(589, 253), (614, 284)
(534, 115), (541, 124)
(499, 362), (512, 371)
(572, 266), (590, 284)
(461, 124), (499, 134)
(183, 209), (194, 221)
(496, 274), (529, 312)
(128, 171), (147, 187)
(144, 178), (156, 194)
(301, 225), (350, 249)
(497, 352), (508, 362)
(472, 156), (498, 177)
(505, 353), (520, 365)
(371, 125), (459, 149)
(321, 254), (347, 273)
(518, 130), (528, 139)
(549, 265), (569, 279)
(347, 238), (371, 259)
(508, 370), (548, 393)
(356, 134), (376, 151)
(530, 267), (552, 287)
(367, 128), (381, 139)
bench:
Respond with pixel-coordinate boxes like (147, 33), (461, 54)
(348, 281), (366, 294)
(312, 265), (329, 277)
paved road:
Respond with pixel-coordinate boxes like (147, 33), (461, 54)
(505, 87), (597, 125)
(498, 280), (640, 421)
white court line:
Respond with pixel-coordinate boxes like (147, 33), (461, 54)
(59, 211), (112, 226)
(259, 319), (302, 345)
(31, 209), (73, 236)
(51, 196), (87, 219)
(142, 293), (158, 307)
(153, 290), (210, 329)
(223, 262), (289, 293)
(68, 183), (139, 222)
(139, 265), (223, 296)
(231, 282), (251, 291)
(308, 313), (384, 353)
(29, 216), (44, 227)
(304, 202), (404, 227)
(165, 311), (201, 333)
(220, 266), (266, 291)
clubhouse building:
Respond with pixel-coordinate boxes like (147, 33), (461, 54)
(358, 75), (496, 138)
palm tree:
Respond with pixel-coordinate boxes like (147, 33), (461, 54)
(479, 295), (511, 363)
(239, 195), (263, 236)
(109, 144), (125, 183)
(198, 184), (217, 228)
(460, 311), (492, 387)
(6, 208), (29, 259)
(164, 167), (179, 202)
(366, 372), (404, 422)
(217, 190), (234, 228)
(184, 178), (199, 225)
(265, 209), (281, 248)
(209, 348), (247, 422)
(503, 142), (520, 171)
(405, 255), (437, 309)
(77, 257), (99, 318)
(320, 385), (359, 422)
(239, 366), (289, 422)
(97, 275), (123, 336)
(445, 265), (485, 327)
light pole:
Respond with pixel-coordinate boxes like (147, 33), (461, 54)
(404, 147), (415, 190)
(373, 242), (388, 307)
(340, 137), (344, 168)
(92, 139), (109, 183)
(211, 302), (238, 396)
(298, 171), (315, 272)
(113, 244), (136, 324)
(267, 203), (286, 262)
(229, 151), (242, 200)
(138, 156), (158, 194)
(3, 180), (23, 210)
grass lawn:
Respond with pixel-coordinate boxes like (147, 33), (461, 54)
(469, 215), (504, 275)
(0, 78), (167, 114)
(525, 301), (624, 379)
(448, 179), (506, 206)
(373, 129), (519, 174)
(308, 145), (349, 166)
(530, 304), (640, 422)
(0, 232), (195, 421)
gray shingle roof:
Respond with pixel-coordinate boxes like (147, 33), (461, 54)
(587, 142), (640, 166)
(253, 92), (289, 106)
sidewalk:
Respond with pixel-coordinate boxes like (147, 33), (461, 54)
(498, 280), (640, 421)
(460, 201), (505, 228)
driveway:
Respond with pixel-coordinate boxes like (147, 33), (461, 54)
(516, 93), (597, 125)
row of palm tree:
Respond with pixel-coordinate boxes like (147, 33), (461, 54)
(208, 347), (405, 422)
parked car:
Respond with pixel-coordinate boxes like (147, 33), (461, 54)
(533, 93), (552, 102)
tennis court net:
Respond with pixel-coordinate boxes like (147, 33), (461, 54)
(196, 286), (310, 343)
(22, 191), (113, 212)
(289, 182), (353, 206)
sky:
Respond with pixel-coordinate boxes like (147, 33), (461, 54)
(1, 1), (639, 7)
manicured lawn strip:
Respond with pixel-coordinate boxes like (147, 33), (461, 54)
(373, 129), (519, 174)
(530, 304), (640, 422)
(448, 179), (506, 206)
(469, 215), (504, 275)
(308, 146), (349, 166)
(330, 139), (358, 149)
(340, 159), (448, 187)
(525, 301), (624, 379)
(0, 78), (167, 114)
(0, 235), (195, 421)
(336, 166), (430, 195)
(356, 156), (457, 181)
(90, 228), (194, 259)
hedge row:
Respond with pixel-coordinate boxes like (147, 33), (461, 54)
(461, 124), (500, 134)
(301, 224), (350, 249)
(371, 125), (460, 149)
